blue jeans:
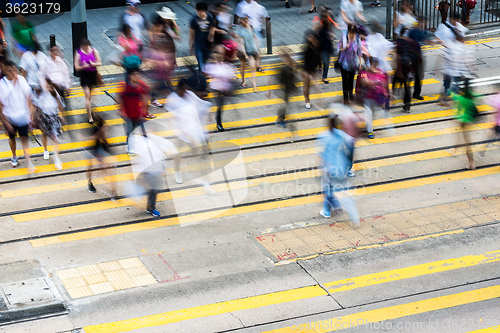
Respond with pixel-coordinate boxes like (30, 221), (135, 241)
(322, 176), (359, 225)
(321, 50), (331, 79)
(443, 75), (460, 96)
(123, 117), (145, 152)
(195, 46), (210, 74)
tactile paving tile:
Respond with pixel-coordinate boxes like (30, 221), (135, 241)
(56, 257), (157, 299)
(254, 195), (500, 262)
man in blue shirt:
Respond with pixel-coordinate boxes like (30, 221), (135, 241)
(189, 2), (215, 75)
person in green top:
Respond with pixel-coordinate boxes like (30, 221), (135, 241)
(11, 13), (36, 56)
(451, 80), (479, 170)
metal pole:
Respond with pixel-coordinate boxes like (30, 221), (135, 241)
(386, 0), (393, 39)
(50, 34), (56, 48)
(266, 17), (272, 54)
(71, 0), (88, 76)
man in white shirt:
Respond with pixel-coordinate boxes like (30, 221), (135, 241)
(19, 43), (47, 91)
(0, 60), (35, 171)
(234, 0), (268, 35)
(434, 12), (468, 47)
(122, 0), (148, 43)
(130, 125), (181, 217)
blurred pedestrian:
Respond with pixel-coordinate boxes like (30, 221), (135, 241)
(0, 60), (35, 171)
(452, 80), (478, 170)
(86, 112), (117, 200)
(267, 47), (297, 127)
(155, 7), (181, 60)
(479, 92), (500, 158)
(338, 0), (366, 37)
(393, 29), (419, 112)
(10, 13), (37, 57)
(189, 2), (215, 78)
(19, 42), (47, 94)
(122, 0), (148, 47)
(37, 78), (65, 170)
(434, 11), (468, 47)
(234, 15), (260, 91)
(212, 3), (231, 47)
(41, 45), (71, 99)
(394, 0), (417, 37)
(146, 18), (173, 111)
(366, 22), (393, 73)
(318, 8), (335, 84)
(302, 30), (321, 109)
(204, 45), (236, 132)
(118, 24), (142, 74)
(74, 38), (102, 124)
(317, 113), (360, 226)
(408, 16), (431, 101)
(117, 68), (148, 155)
(338, 24), (362, 105)
(0, 16), (7, 59)
(359, 57), (393, 139)
(129, 125), (182, 217)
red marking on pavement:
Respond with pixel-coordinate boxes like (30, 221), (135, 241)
(352, 241), (361, 246)
(157, 254), (190, 283)
(394, 233), (410, 239)
(277, 251), (297, 261)
(378, 236), (391, 242)
(256, 234), (276, 243)
(329, 223), (343, 228)
(373, 216), (385, 220)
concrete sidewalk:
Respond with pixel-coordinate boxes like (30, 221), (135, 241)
(1, 0), (389, 68)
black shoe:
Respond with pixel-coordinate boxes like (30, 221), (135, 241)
(371, 1), (381, 6)
(413, 95), (424, 100)
(217, 123), (224, 132)
(88, 182), (96, 193)
(308, 7), (316, 12)
(285, 1), (290, 8)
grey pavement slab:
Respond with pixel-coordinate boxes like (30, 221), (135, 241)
(0, 260), (66, 323)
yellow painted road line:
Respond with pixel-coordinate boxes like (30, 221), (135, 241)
(263, 284), (500, 332)
(324, 250), (500, 293)
(83, 285), (326, 333)
(468, 326), (500, 333)
(0, 107), (493, 179)
(29, 162), (500, 247)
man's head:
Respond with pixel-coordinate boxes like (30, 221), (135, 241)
(196, 2), (208, 18)
(2, 60), (18, 80)
(126, 0), (141, 13)
(49, 45), (61, 59)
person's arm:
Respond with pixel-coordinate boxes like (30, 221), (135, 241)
(0, 101), (14, 135)
(171, 21), (181, 39)
(74, 51), (85, 71)
(91, 49), (102, 67)
(356, 11), (366, 23)
(340, 9), (351, 26)
(208, 17), (215, 43)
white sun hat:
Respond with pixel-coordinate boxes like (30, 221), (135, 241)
(156, 7), (177, 20)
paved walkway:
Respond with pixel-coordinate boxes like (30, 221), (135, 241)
(1, 0), (388, 67)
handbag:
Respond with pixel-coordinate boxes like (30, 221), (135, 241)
(334, 51), (342, 73)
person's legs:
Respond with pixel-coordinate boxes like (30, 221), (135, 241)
(277, 89), (290, 123)
(239, 54), (247, 86)
(334, 178), (360, 226)
(83, 86), (93, 122)
(9, 137), (16, 157)
(364, 100), (374, 134)
(249, 55), (257, 91)
(215, 91), (225, 130)
(20, 135), (33, 169)
(403, 79), (411, 111)
(255, 52), (261, 72)
(341, 68), (349, 103)
(195, 46), (207, 74)
(321, 51), (330, 80)
(413, 61), (422, 98)
(302, 70), (311, 105)
(462, 123), (475, 169)
(348, 71), (356, 101)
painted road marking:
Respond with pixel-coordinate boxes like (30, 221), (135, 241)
(1, 102), (492, 176)
(468, 326), (500, 332)
(81, 264), (500, 332)
(324, 250), (500, 293)
(29, 163), (500, 247)
(83, 285), (326, 333)
(262, 284), (500, 332)
(11, 138), (499, 222)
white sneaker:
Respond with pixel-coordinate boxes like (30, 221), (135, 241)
(305, 102), (311, 109)
(174, 171), (183, 184)
(320, 210), (331, 218)
(43, 150), (50, 160)
(347, 170), (355, 177)
(55, 159), (63, 171)
(11, 156), (18, 168)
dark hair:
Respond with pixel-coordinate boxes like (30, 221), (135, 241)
(122, 24), (132, 36)
(3, 59), (16, 68)
(347, 24), (357, 34)
(32, 41), (42, 53)
(128, 67), (140, 75)
(49, 44), (59, 51)
(80, 38), (91, 47)
(196, 2), (208, 11)
(178, 79), (189, 90)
